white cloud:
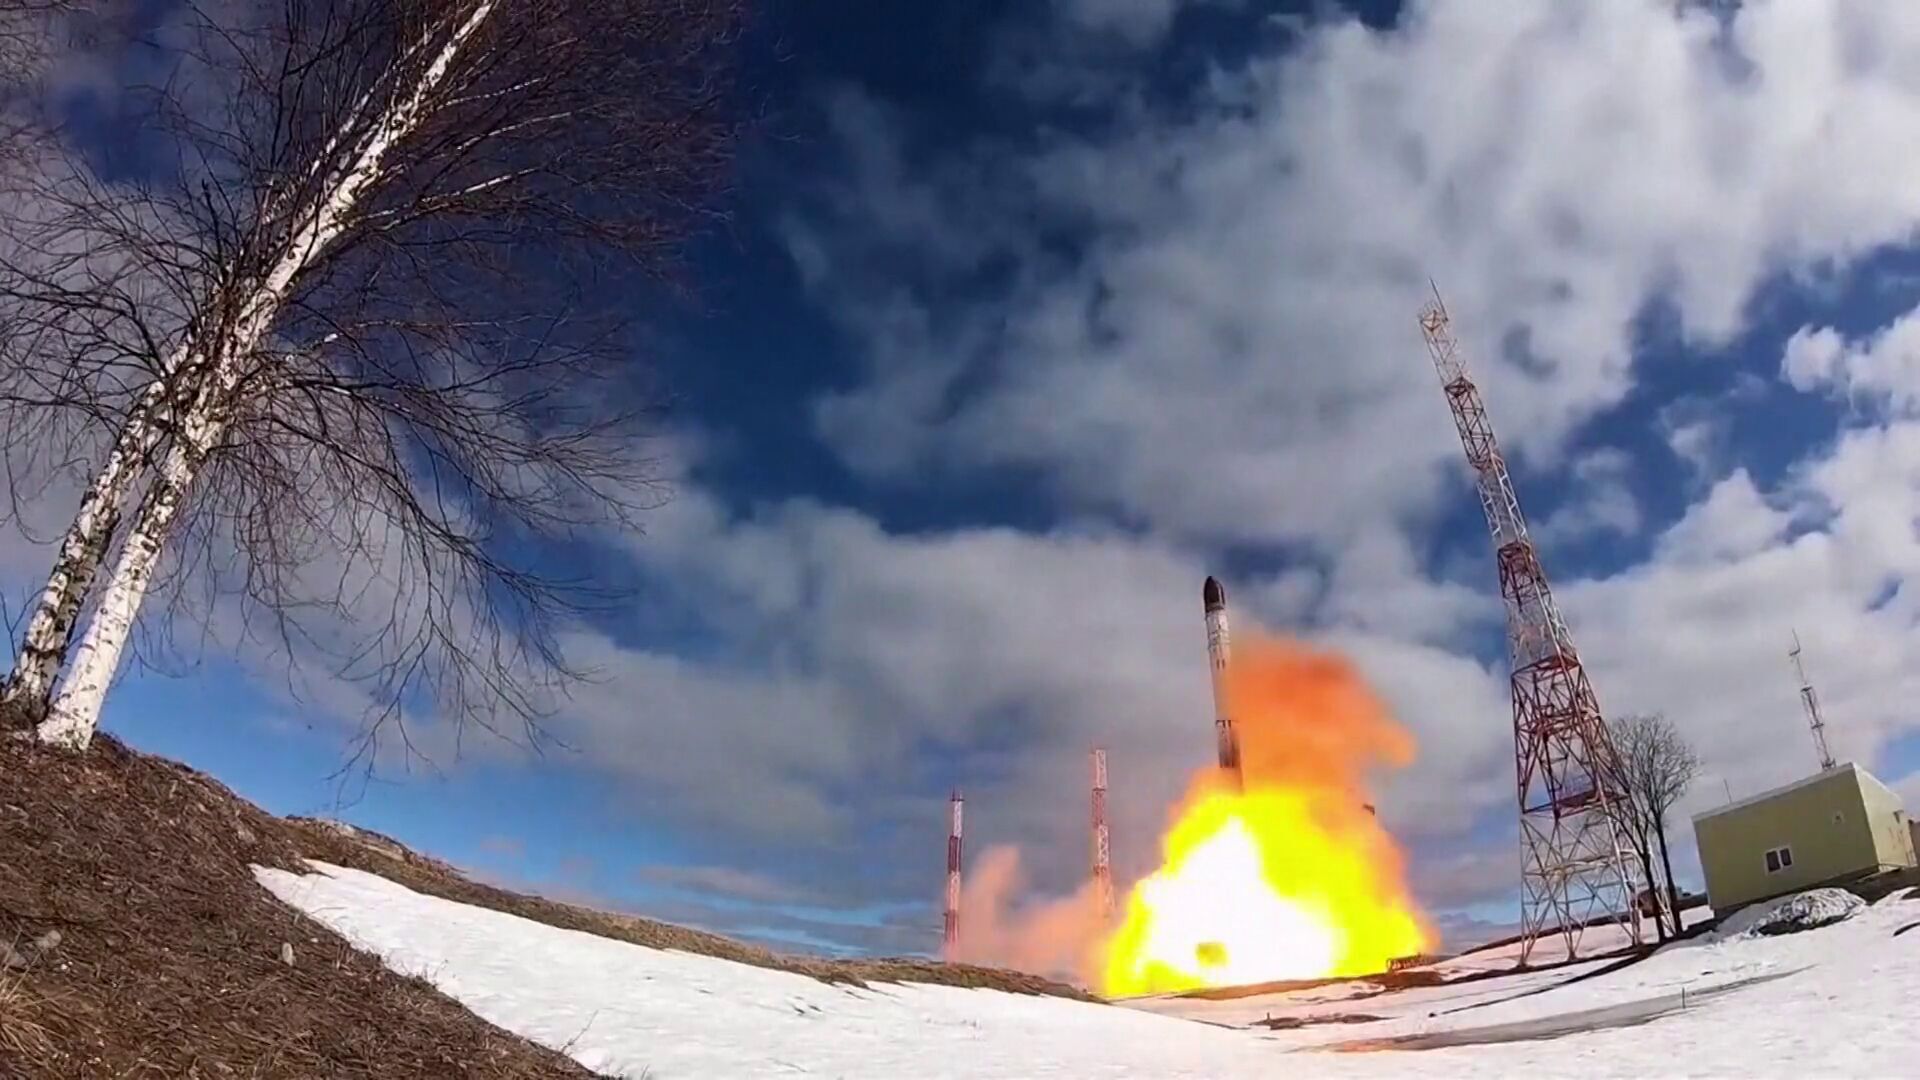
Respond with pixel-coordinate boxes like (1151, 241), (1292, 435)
(1785, 307), (1920, 411)
(1319, 528), (1495, 646)
(189, 397), (1909, 930)
(1648, 469), (1796, 567)
(802, 0), (1920, 555)
(1054, 0), (1196, 45)
(636, 863), (820, 906)
(1890, 769), (1920, 814)
(1565, 422), (1920, 836)
(1666, 418), (1724, 478)
(751, 1), (1920, 931)
(549, 0), (1920, 930)
(1783, 325), (1850, 394)
(511, 481), (1522, 909)
(1657, 379), (1767, 482)
(548, 492), (1225, 898)
(1534, 448), (1644, 547)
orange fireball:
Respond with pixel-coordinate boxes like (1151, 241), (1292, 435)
(1101, 634), (1432, 996)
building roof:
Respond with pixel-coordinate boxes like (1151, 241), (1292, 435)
(1692, 762), (1865, 826)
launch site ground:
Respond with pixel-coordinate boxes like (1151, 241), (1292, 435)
(7, 733), (1912, 1077)
(261, 864), (1915, 1077)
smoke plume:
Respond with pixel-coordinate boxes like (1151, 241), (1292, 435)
(952, 631), (1429, 992)
(954, 845), (1104, 983)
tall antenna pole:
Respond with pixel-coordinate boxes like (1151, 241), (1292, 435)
(1091, 748), (1113, 923)
(944, 789), (963, 963)
(1789, 630), (1836, 771)
(1419, 286), (1642, 965)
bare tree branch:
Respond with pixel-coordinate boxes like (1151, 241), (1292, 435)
(1612, 711), (1704, 938)
(0, 0), (746, 752)
(0, 2), (82, 86)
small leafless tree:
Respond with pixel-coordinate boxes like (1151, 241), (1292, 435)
(1612, 711), (1702, 938)
(0, 0), (745, 751)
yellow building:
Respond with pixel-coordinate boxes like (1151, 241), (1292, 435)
(1691, 763), (1917, 913)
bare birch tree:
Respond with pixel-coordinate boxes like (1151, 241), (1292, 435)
(1613, 711), (1702, 938)
(0, 0), (744, 749)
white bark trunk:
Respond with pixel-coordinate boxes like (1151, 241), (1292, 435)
(31, 1), (500, 749)
(2, 353), (186, 715)
(37, 435), (198, 748)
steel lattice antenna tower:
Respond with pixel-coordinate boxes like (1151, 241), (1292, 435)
(1418, 287), (1642, 965)
(1789, 630), (1837, 771)
(944, 790), (963, 963)
(1091, 749), (1113, 922)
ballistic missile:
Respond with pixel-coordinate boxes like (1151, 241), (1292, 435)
(1203, 576), (1242, 787)
(1203, 579), (1378, 813)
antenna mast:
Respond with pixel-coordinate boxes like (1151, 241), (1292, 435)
(1092, 748), (1113, 923)
(944, 790), (963, 962)
(1419, 286), (1642, 965)
(1789, 631), (1836, 771)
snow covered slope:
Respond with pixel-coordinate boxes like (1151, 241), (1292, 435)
(256, 862), (1920, 1079)
(1432, 904), (1718, 975)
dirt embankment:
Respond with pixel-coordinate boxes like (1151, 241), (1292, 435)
(0, 734), (598, 1078)
(2, 733), (1090, 1076)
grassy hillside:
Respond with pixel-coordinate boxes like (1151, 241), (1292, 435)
(0, 733), (1082, 1077)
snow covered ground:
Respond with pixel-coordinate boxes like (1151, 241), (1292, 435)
(256, 861), (1920, 1079)
(1131, 907), (1735, 1036)
(1432, 904), (1719, 976)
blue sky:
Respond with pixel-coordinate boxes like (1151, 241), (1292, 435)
(18, 0), (1920, 963)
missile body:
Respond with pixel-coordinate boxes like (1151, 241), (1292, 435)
(1201, 578), (1377, 813)
(1203, 577), (1242, 786)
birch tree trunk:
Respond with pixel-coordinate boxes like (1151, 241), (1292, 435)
(0, 359), (186, 717)
(2, 406), (143, 712)
(30, 0), (501, 749)
(37, 422), (200, 746)
(2, 8), (394, 716)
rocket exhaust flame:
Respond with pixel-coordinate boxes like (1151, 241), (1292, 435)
(1101, 631), (1431, 996)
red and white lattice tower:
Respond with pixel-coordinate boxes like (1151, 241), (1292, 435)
(1418, 288), (1642, 965)
(1091, 749), (1113, 922)
(943, 789), (963, 962)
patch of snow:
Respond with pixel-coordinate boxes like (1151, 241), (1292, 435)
(257, 860), (1920, 1078)
(1713, 889), (1864, 940)
(1437, 905), (1717, 976)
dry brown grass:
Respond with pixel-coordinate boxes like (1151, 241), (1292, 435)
(0, 964), (58, 1065)
(0, 733), (601, 1078)
(1, 727), (1090, 1077)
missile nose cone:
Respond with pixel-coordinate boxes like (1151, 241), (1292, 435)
(1203, 576), (1226, 612)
